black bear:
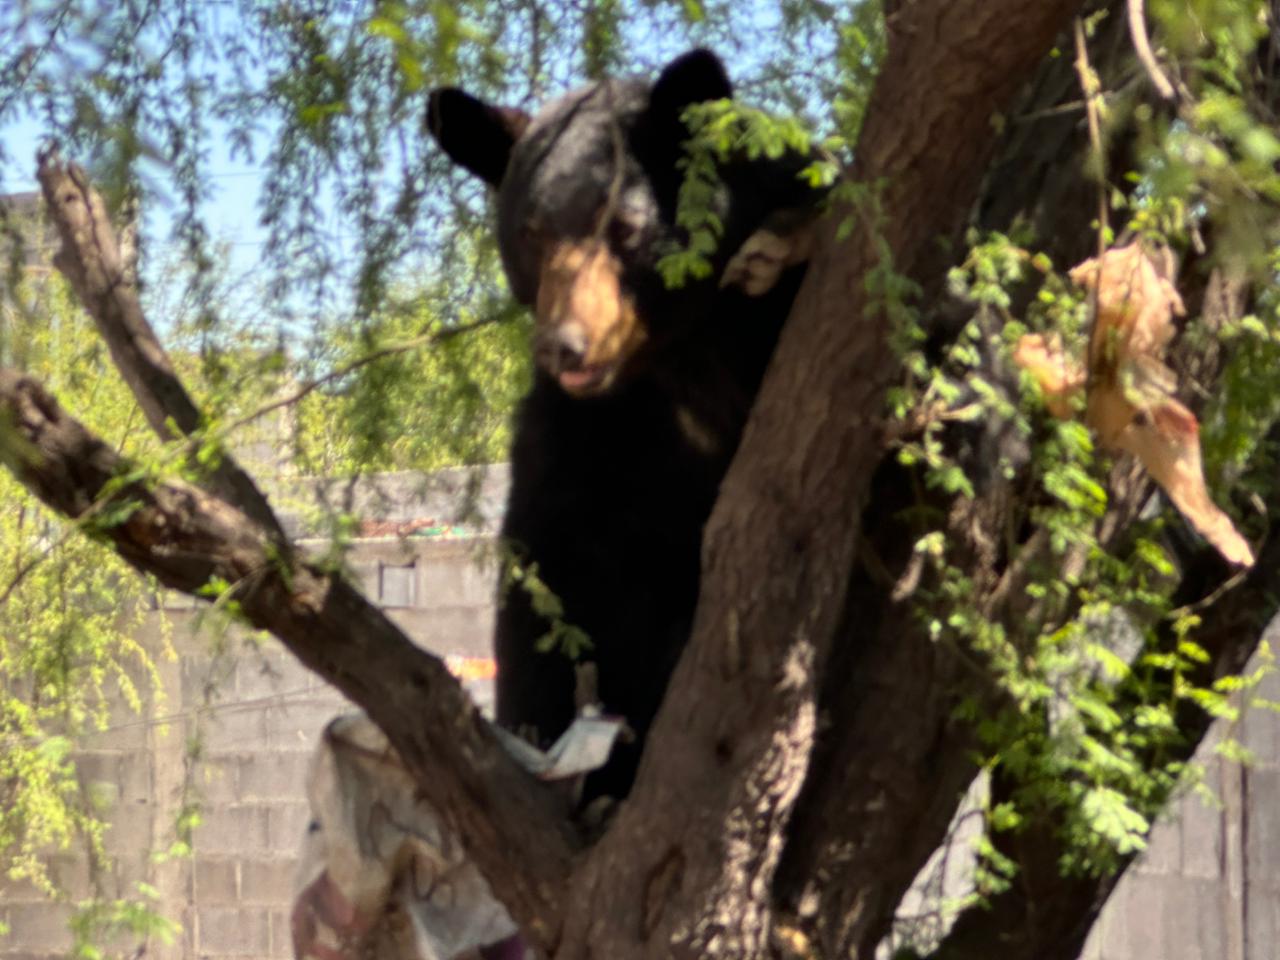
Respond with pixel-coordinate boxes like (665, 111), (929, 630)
(428, 50), (821, 802)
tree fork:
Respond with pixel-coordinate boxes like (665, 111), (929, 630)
(0, 368), (578, 950)
(36, 154), (289, 545)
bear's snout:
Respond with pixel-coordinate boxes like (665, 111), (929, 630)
(534, 240), (647, 396)
(535, 323), (589, 376)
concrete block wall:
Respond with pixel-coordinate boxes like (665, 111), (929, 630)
(886, 646), (1280, 960)
(179, 631), (351, 960)
(1080, 649), (1280, 960)
(0, 516), (499, 960)
(173, 533), (498, 960)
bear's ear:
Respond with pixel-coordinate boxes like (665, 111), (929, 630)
(638, 50), (732, 208)
(648, 49), (732, 122)
(427, 88), (530, 187)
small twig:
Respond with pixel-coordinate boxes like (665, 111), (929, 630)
(225, 315), (503, 436)
(1074, 15), (1111, 409)
(982, 526), (1050, 622)
(1011, 98), (1091, 123)
(889, 548), (926, 603)
(881, 400), (984, 448)
(0, 527), (74, 609)
(1167, 556), (1255, 620)
(1127, 0), (1176, 101)
(1073, 17), (1110, 258)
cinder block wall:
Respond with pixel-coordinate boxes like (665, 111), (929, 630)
(1080, 648), (1280, 960)
(0, 469), (504, 960)
(2, 465), (1279, 960)
(884, 643), (1280, 960)
(177, 534), (498, 960)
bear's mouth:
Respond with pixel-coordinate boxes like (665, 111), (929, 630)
(556, 362), (617, 396)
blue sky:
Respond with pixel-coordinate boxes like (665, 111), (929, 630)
(2, 109), (275, 297)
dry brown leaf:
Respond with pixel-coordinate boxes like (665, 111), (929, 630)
(1013, 333), (1085, 419)
(1084, 382), (1137, 450)
(1085, 353), (1179, 450)
(1029, 242), (1256, 567)
(1114, 401), (1255, 567)
(1070, 242), (1185, 373)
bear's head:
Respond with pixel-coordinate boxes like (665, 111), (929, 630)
(427, 50), (814, 397)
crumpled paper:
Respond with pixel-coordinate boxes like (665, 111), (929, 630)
(292, 712), (624, 960)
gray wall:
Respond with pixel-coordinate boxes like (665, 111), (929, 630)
(0, 473), (501, 960)
(1081, 650), (1280, 960)
(881, 638), (1280, 960)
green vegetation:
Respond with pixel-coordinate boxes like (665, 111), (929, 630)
(0, 275), (173, 941)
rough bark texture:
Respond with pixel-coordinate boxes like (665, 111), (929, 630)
(36, 157), (287, 543)
(771, 6), (1153, 956)
(556, 2), (1084, 957)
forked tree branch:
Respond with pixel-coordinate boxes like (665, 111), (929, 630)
(13, 158), (584, 947)
(36, 154), (287, 543)
(0, 368), (577, 949)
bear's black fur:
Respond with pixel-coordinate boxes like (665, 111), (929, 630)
(428, 50), (820, 801)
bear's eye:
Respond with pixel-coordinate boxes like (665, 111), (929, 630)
(608, 186), (656, 250)
(519, 220), (547, 251)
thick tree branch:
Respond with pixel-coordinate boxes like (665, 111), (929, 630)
(559, 2), (1085, 957)
(35, 154), (287, 543)
(772, 7), (1151, 955)
(0, 369), (576, 950)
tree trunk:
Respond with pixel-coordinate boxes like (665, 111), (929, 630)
(771, 5), (1157, 955)
(555, 2), (1084, 956)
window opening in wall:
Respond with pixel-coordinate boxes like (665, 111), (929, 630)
(379, 562), (417, 608)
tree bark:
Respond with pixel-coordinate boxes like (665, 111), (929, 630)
(771, 6), (1155, 955)
(37, 156), (288, 544)
(557, 2), (1085, 957)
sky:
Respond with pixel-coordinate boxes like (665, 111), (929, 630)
(1, 108), (275, 298)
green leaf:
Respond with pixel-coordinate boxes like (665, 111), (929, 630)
(1081, 786), (1150, 854)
